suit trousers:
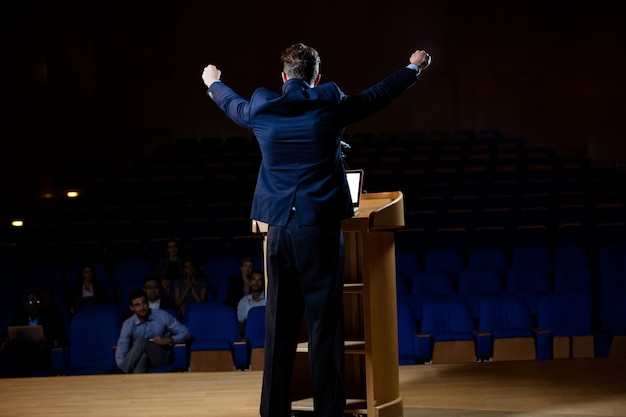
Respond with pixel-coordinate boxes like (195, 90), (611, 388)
(118, 337), (171, 373)
(261, 210), (346, 417)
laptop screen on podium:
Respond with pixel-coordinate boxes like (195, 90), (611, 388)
(346, 169), (364, 209)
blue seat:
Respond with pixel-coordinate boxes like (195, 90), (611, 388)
(553, 266), (591, 293)
(110, 258), (152, 292)
(600, 265), (626, 295)
(208, 257), (247, 304)
(406, 270), (455, 321)
(504, 267), (551, 315)
(535, 292), (595, 360)
(511, 245), (553, 273)
(395, 251), (420, 300)
(598, 244), (626, 271)
(397, 300), (417, 365)
(423, 249), (465, 276)
(596, 293), (626, 358)
(63, 303), (121, 375)
(184, 302), (240, 371)
(555, 243), (590, 269)
(234, 305), (266, 370)
(452, 268), (502, 319)
(467, 247), (509, 274)
(415, 299), (477, 363)
(477, 296), (536, 361)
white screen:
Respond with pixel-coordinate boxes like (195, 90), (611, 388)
(346, 170), (363, 207)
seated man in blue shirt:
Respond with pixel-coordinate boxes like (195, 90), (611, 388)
(236, 269), (266, 336)
(115, 288), (191, 373)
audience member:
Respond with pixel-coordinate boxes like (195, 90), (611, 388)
(115, 288), (191, 373)
(225, 257), (255, 308)
(236, 270), (266, 335)
(152, 238), (184, 296)
(66, 263), (111, 315)
(143, 276), (177, 312)
(174, 259), (209, 316)
(1, 291), (68, 377)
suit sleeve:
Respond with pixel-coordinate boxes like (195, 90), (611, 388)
(207, 82), (252, 130)
(339, 67), (419, 126)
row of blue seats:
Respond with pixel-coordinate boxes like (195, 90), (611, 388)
(1, 302), (267, 377)
(397, 290), (625, 364)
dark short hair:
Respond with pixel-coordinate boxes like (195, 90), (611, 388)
(128, 288), (147, 305)
(240, 257), (255, 266)
(143, 275), (160, 286)
(281, 43), (320, 84)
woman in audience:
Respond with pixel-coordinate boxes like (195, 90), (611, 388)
(66, 263), (111, 315)
(174, 259), (209, 317)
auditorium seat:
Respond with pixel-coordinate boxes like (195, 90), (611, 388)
(477, 296), (537, 361)
(406, 270), (455, 321)
(63, 303), (121, 375)
(452, 268), (503, 319)
(184, 302), (240, 372)
(535, 292), (595, 360)
(596, 292), (626, 358)
(553, 266), (591, 294)
(511, 244), (554, 273)
(504, 267), (551, 315)
(467, 247), (509, 275)
(415, 299), (477, 364)
(235, 305), (266, 370)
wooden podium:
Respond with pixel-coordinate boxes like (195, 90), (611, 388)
(252, 191), (405, 417)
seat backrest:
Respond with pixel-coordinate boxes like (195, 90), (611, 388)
(506, 267), (551, 293)
(555, 243), (589, 268)
(110, 259), (152, 289)
(184, 302), (240, 343)
(479, 296), (533, 331)
(537, 292), (592, 336)
(397, 300), (416, 364)
(458, 269), (502, 295)
(69, 303), (121, 371)
(600, 265), (626, 294)
(423, 249), (465, 275)
(410, 270), (454, 296)
(468, 247), (509, 273)
(244, 305), (266, 348)
(511, 245), (553, 272)
(600, 293), (626, 335)
(421, 299), (474, 334)
(553, 266), (591, 293)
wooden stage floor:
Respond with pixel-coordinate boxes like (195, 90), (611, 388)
(0, 358), (624, 417)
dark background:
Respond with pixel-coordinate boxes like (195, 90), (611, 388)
(2, 0), (625, 216)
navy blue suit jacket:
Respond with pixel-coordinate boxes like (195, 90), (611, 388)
(207, 67), (419, 226)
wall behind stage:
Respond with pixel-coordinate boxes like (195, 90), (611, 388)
(2, 0), (625, 210)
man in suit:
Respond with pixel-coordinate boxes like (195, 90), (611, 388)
(202, 43), (431, 417)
